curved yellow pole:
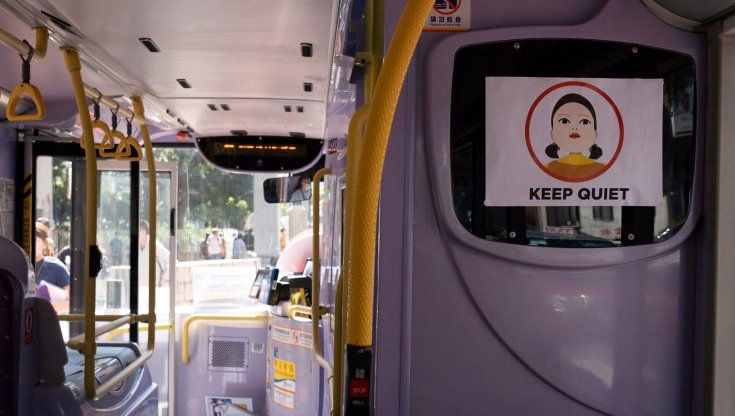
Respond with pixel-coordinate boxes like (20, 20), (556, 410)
(341, 1), (432, 411)
(61, 49), (158, 399)
(346, 0), (432, 347)
(60, 48), (98, 399)
(182, 314), (267, 364)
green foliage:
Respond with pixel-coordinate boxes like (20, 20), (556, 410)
(153, 148), (253, 230)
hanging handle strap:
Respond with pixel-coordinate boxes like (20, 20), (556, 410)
(6, 41), (45, 121)
(115, 119), (142, 161)
(100, 108), (126, 156)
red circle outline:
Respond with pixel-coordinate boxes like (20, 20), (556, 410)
(524, 81), (624, 183)
(433, 0), (461, 16)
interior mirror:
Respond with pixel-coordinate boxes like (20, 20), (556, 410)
(263, 156), (325, 203)
(196, 135), (324, 173)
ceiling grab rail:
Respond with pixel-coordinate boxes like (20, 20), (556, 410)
(344, 0), (433, 413)
(335, 104), (370, 416)
(97, 104), (129, 158)
(85, 99), (113, 151)
(95, 104), (125, 157)
(3, 27), (49, 121)
(116, 118), (143, 162)
(60, 47), (157, 400)
(181, 314), (268, 364)
(311, 168), (334, 411)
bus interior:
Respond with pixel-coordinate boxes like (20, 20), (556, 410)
(2, 0), (735, 415)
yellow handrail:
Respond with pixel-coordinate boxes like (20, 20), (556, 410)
(0, 26), (48, 60)
(342, 0), (432, 410)
(182, 314), (268, 364)
(346, 0), (432, 346)
(67, 316), (132, 350)
(61, 47), (157, 400)
(289, 305), (314, 320)
(336, 104), (370, 414)
(58, 314), (136, 322)
(103, 323), (174, 341)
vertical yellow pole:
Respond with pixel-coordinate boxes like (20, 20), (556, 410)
(60, 47), (98, 399)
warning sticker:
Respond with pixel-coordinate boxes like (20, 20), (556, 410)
(272, 325), (313, 349)
(274, 358), (296, 409)
(424, 0), (470, 32)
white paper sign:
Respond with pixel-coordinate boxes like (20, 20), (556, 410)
(484, 77), (663, 206)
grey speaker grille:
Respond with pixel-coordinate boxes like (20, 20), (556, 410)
(208, 336), (249, 372)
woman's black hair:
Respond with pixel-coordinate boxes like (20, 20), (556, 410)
(589, 144), (603, 160)
(549, 93), (603, 159)
(545, 143), (560, 159)
(551, 93), (597, 130)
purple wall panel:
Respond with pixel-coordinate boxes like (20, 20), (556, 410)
(375, 0), (706, 414)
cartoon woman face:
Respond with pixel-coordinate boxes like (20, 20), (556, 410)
(550, 101), (597, 154)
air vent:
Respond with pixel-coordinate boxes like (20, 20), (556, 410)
(41, 11), (81, 37)
(176, 79), (192, 88)
(207, 104), (218, 111)
(300, 43), (313, 57)
(303, 83), (313, 92)
(220, 104), (231, 111)
(289, 132), (306, 138)
(138, 38), (161, 53)
(284, 106), (292, 113)
(296, 106), (304, 113)
(230, 130), (248, 136)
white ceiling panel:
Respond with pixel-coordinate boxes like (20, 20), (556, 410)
(0, 0), (339, 138)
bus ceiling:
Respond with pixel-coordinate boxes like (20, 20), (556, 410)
(0, 0), (340, 141)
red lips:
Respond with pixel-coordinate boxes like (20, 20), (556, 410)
(569, 132), (581, 139)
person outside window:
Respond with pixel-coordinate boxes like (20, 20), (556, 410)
(138, 220), (170, 286)
(206, 228), (224, 260)
(35, 222), (70, 312)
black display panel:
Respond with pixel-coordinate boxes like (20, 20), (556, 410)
(450, 39), (696, 247)
(196, 136), (324, 173)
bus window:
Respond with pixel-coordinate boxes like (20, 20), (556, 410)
(449, 39), (695, 247)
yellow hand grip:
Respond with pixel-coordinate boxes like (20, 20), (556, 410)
(115, 136), (142, 161)
(5, 83), (45, 121)
(93, 119), (114, 150)
(79, 119), (111, 150)
(99, 130), (127, 157)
